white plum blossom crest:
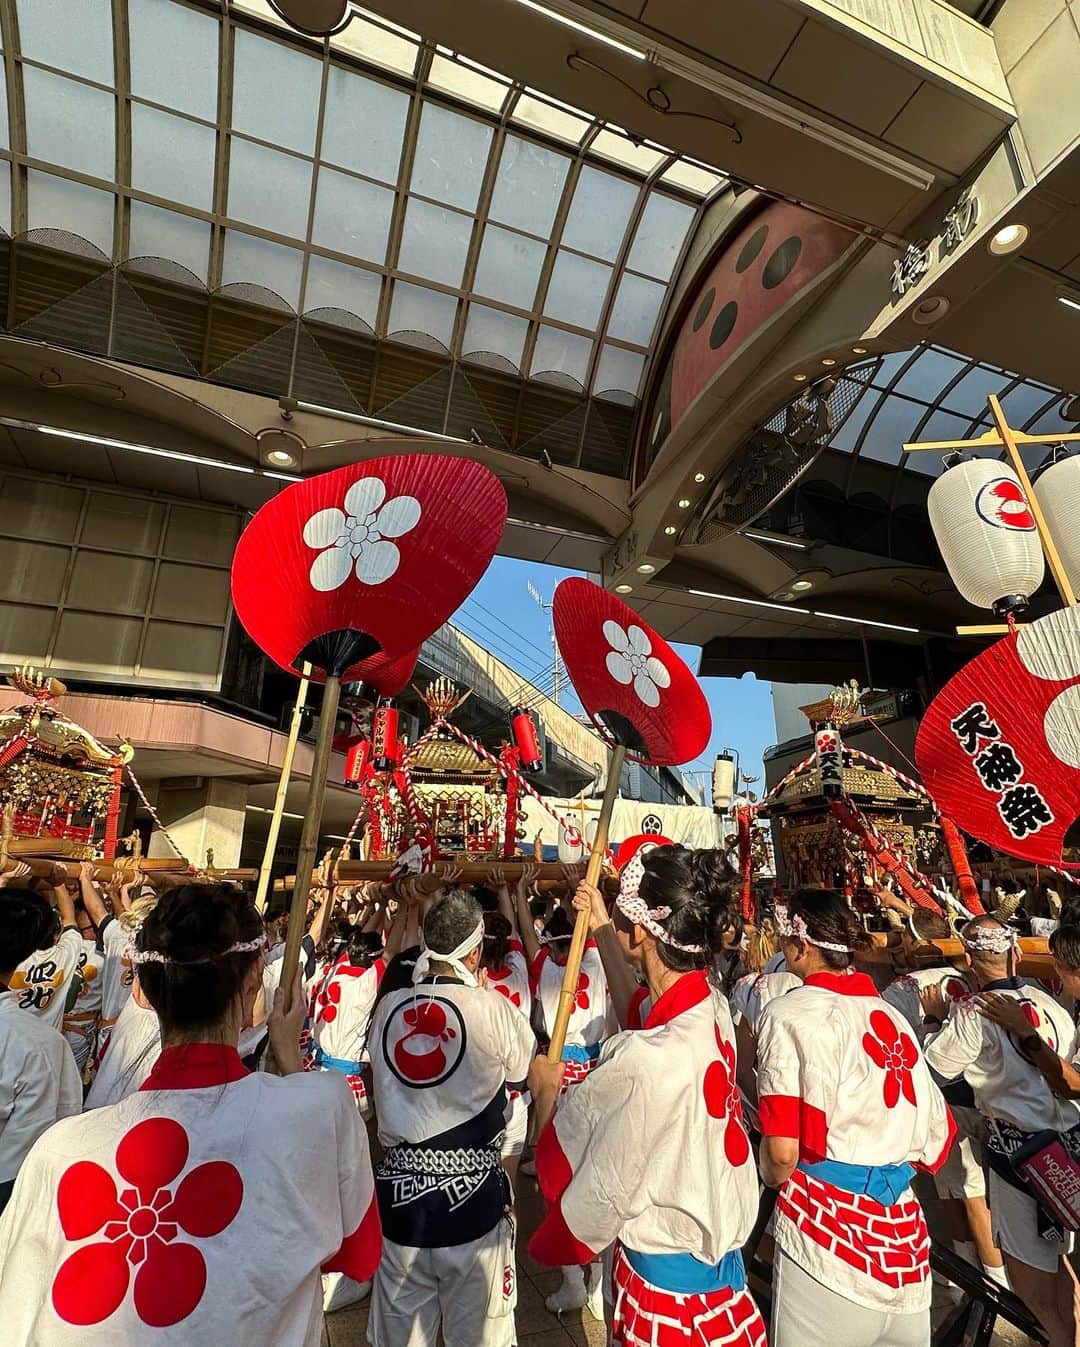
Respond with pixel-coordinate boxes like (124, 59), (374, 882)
(603, 620), (671, 708)
(302, 477), (421, 591)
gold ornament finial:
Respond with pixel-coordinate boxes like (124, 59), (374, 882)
(415, 676), (472, 722)
(9, 665), (66, 701)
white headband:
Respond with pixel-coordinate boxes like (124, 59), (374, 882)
(131, 936), (265, 967)
(960, 923), (1016, 954)
(413, 918), (485, 988)
(776, 908), (850, 954)
(614, 851), (706, 955)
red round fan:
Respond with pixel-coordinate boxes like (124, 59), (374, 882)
(232, 456), (506, 680)
(615, 833), (675, 869)
(353, 647), (420, 698)
(552, 578), (711, 766)
(915, 606), (1080, 867)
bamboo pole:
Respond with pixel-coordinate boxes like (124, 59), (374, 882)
(547, 744), (626, 1062)
(279, 676), (343, 998)
(254, 662), (312, 914)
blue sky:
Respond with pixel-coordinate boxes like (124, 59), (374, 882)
(449, 554), (776, 801)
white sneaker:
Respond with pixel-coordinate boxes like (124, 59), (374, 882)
(585, 1264), (605, 1322)
(545, 1267), (587, 1314)
(322, 1272), (371, 1313)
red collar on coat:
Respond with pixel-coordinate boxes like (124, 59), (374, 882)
(141, 1043), (250, 1091)
(803, 970), (879, 998)
(643, 969), (710, 1028)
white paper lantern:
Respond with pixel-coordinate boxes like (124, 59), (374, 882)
(557, 818), (596, 864)
(712, 753), (735, 813)
(1034, 454), (1080, 595)
(927, 458), (1044, 613)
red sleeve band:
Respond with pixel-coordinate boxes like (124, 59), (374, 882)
(758, 1094), (829, 1163)
(528, 1120), (597, 1268)
(322, 1197), (382, 1282)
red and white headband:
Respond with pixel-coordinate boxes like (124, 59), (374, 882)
(960, 922), (1016, 954)
(131, 936), (265, 967)
(615, 851), (705, 955)
(776, 908), (850, 955)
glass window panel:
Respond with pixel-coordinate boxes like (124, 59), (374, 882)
(943, 363), (1012, 418)
(330, 13), (419, 76)
(0, 162), (11, 235)
(28, 170), (114, 256)
(221, 230), (303, 308)
(606, 273), (665, 346)
(462, 304), (528, 371)
(659, 160), (726, 196)
(857, 394), (924, 464)
(512, 91), (591, 144)
(131, 104), (216, 212)
(228, 138), (312, 239)
(387, 281), (457, 349)
(891, 345), (968, 400)
(488, 135), (570, 238)
(303, 255), (381, 329)
(1029, 399), (1079, 436)
(473, 225), (545, 310)
(627, 193), (696, 281)
(311, 166), (394, 264)
(322, 69), (409, 186)
(590, 129), (665, 174)
(999, 381), (1059, 430)
(870, 348), (917, 391)
(829, 386), (876, 453)
(594, 344), (644, 399)
(129, 0), (219, 121)
(560, 166), (638, 262)
(128, 202), (210, 280)
(397, 197), (473, 287)
(428, 54), (509, 112)
(0, 64), (9, 150)
(904, 410), (971, 475)
(409, 104), (492, 211)
(24, 67), (114, 179)
(530, 325), (592, 387)
(17, 0), (113, 84)
(232, 29), (321, 155)
(543, 250), (612, 329)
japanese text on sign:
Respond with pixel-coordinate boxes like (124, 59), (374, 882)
(949, 701), (1054, 840)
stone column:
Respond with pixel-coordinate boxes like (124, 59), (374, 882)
(147, 778), (249, 868)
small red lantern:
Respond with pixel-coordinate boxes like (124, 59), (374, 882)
(511, 707), (543, 773)
(344, 738), (371, 786)
(372, 706), (401, 774)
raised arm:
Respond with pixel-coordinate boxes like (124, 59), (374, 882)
(77, 861), (110, 927)
(570, 878), (639, 1029)
(50, 866), (77, 931)
(514, 867), (541, 963)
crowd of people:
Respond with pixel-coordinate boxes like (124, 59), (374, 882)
(1, 843), (1079, 1347)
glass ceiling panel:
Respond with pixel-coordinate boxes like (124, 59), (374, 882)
(131, 104), (216, 213)
(398, 197), (473, 288)
(28, 170), (114, 257)
(329, 10), (420, 77)
(906, 410), (970, 475)
(409, 103), (492, 211)
(590, 129), (665, 175)
(473, 225), (546, 310)
(531, 325), (592, 388)
(544, 250), (612, 329)
(595, 344), (645, 400)
(463, 304), (528, 372)
(860, 394), (923, 464)
(607, 272), (666, 346)
(128, 0), (219, 121)
(427, 53), (510, 113)
(0, 64), (9, 151)
(488, 135), (570, 238)
(221, 230), (303, 308)
(311, 167), (394, 265)
(0, 164), (11, 237)
(304, 255), (381, 330)
(560, 165), (639, 262)
(24, 66), (114, 179)
(17, 0), (113, 85)
(627, 193), (696, 282)
(128, 201), (210, 281)
(231, 29), (322, 156)
(321, 69), (409, 186)
(512, 90), (592, 144)
(388, 280), (457, 350)
(228, 138), (312, 240)
(891, 346), (968, 400)
(998, 380), (1058, 428)
(942, 363), (1012, 417)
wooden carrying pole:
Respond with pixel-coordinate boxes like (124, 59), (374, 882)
(547, 743), (626, 1062)
(279, 675), (343, 996)
(254, 662), (312, 914)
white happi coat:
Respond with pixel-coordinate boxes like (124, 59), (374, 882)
(924, 979), (1080, 1135)
(530, 941), (610, 1049)
(882, 965), (975, 1041)
(0, 1045), (380, 1346)
(62, 937), (104, 1073)
(756, 970), (955, 1315)
(485, 938), (530, 1020)
(730, 970), (802, 1035)
(86, 998), (160, 1109)
(0, 991), (81, 1186)
(311, 953), (383, 1065)
(531, 970), (758, 1265)
(97, 916), (137, 1051)
(11, 927), (83, 1028)
(369, 977), (535, 1249)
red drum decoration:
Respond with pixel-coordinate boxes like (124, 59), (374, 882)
(552, 578), (711, 766)
(510, 707), (542, 773)
(915, 605), (1080, 867)
(231, 455), (506, 681)
(372, 706), (401, 774)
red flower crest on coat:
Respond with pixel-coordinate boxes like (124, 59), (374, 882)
(51, 1117), (243, 1328)
(703, 1025), (750, 1166)
(863, 1009), (919, 1109)
(575, 971), (590, 1012)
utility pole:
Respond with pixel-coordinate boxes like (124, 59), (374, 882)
(527, 581), (563, 707)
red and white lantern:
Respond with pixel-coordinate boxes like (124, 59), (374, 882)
(1034, 451), (1080, 596)
(372, 706), (401, 774)
(927, 457), (1044, 615)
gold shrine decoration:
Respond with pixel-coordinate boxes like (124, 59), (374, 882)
(416, 676), (471, 722)
(904, 392), (1079, 620)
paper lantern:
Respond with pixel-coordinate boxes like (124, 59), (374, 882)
(510, 707), (543, 773)
(927, 458), (1044, 614)
(552, 578), (711, 766)
(344, 739), (370, 786)
(231, 455), (506, 681)
(712, 753), (735, 812)
(1034, 452), (1080, 595)
(372, 706), (401, 773)
(915, 605), (1080, 867)
(816, 725), (842, 798)
(558, 820), (589, 865)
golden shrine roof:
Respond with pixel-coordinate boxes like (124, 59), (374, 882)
(408, 737), (496, 777)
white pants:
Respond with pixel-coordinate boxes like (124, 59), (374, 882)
(502, 1094), (528, 1158)
(369, 1225), (517, 1347)
(771, 1251), (929, 1347)
(988, 1170), (1075, 1274)
(933, 1105), (986, 1201)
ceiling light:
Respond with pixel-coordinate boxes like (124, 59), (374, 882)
(35, 426), (256, 474)
(912, 295), (949, 325)
(743, 529), (809, 550)
(852, 346), (868, 354)
(1059, 296), (1080, 313)
(777, 591), (796, 601)
(988, 223), (1028, 255)
(812, 610), (919, 634)
(677, 497), (692, 508)
(664, 525), (677, 536)
(636, 563), (655, 574)
(266, 447), (297, 467)
(263, 471), (303, 482)
(791, 579), (814, 591)
(689, 588), (812, 615)
(821, 357), (837, 367)
(615, 583), (633, 594)
(505, 0), (645, 58)
(793, 373), (808, 382)
(693, 472), (706, 482)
